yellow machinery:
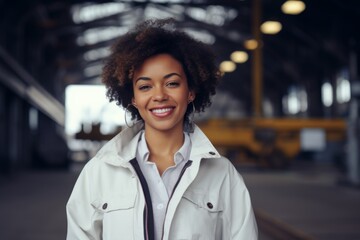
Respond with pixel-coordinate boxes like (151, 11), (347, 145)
(197, 118), (346, 168)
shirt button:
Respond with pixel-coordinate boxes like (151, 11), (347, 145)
(157, 203), (164, 210)
(207, 202), (213, 209)
(209, 151), (216, 155)
(102, 203), (108, 210)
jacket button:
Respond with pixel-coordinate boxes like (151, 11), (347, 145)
(207, 202), (213, 209)
(209, 151), (216, 155)
(102, 203), (108, 210)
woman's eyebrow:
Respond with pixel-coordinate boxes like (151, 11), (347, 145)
(135, 73), (182, 83)
(163, 73), (182, 79)
(135, 76), (151, 83)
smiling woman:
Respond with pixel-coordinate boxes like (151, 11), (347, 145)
(66, 18), (258, 240)
(132, 54), (194, 136)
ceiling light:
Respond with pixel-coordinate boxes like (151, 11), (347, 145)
(84, 64), (103, 77)
(261, 21), (282, 34)
(72, 3), (129, 23)
(244, 39), (258, 50)
(183, 28), (215, 44)
(186, 6), (238, 27)
(84, 47), (110, 61)
(281, 0), (306, 15)
(220, 61), (236, 73)
(230, 51), (248, 63)
(77, 26), (128, 46)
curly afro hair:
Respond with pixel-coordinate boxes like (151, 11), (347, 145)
(102, 18), (221, 121)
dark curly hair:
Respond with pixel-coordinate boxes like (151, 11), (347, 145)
(102, 18), (221, 121)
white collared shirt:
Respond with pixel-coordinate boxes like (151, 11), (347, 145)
(136, 130), (191, 240)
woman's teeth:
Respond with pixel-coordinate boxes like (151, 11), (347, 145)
(152, 108), (172, 114)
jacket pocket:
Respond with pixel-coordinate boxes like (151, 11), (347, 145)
(92, 193), (136, 240)
(92, 194), (136, 213)
(182, 190), (223, 213)
(172, 190), (224, 240)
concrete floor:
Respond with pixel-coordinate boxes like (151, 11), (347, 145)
(239, 161), (360, 240)
(0, 161), (359, 240)
(0, 169), (77, 240)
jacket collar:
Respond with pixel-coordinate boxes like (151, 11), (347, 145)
(96, 121), (221, 167)
(188, 124), (221, 160)
(96, 121), (144, 167)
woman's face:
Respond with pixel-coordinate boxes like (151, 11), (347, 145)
(132, 54), (195, 133)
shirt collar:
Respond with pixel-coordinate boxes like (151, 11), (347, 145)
(99, 122), (220, 167)
(136, 130), (191, 165)
(175, 132), (191, 164)
(137, 130), (150, 162)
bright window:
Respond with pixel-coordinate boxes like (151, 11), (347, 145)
(65, 85), (125, 136)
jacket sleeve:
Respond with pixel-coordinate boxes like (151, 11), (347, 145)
(66, 163), (102, 240)
(228, 168), (258, 239)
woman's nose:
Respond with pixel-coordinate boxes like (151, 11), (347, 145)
(153, 87), (168, 101)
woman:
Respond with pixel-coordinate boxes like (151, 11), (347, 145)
(66, 19), (258, 240)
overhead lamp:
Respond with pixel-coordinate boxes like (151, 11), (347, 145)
(84, 64), (103, 77)
(281, 0), (306, 15)
(83, 47), (110, 61)
(72, 3), (129, 23)
(183, 28), (215, 45)
(230, 51), (248, 63)
(220, 61), (236, 73)
(244, 39), (258, 50)
(261, 21), (282, 34)
(77, 26), (128, 46)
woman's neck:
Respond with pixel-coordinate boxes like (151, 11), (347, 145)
(144, 126), (184, 157)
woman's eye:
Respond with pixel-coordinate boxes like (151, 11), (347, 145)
(138, 85), (151, 91)
(167, 81), (180, 87)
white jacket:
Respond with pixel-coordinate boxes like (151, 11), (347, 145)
(66, 122), (258, 240)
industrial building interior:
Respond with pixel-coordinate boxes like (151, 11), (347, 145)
(1, 0), (360, 239)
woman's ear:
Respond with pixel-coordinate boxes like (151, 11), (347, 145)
(131, 98), (137, 108)
(188, 91), (195, 103)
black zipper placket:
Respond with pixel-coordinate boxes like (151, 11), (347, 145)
(129, 159), (154, 240)
(161, 160), (193, 240)
(144, 203), (149, 240)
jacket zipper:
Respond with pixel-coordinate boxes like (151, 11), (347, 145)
(129, 159), (154, 240)
(161, 160), (193, 240)
(144, 203), (149, 240)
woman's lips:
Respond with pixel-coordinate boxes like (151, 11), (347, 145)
(150, 107), (174, 117)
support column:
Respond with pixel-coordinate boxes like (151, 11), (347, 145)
(346, 40), (360, 185)
(252, 0), (263, 117)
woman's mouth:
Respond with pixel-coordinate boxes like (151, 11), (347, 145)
(150, 107), (174, 117)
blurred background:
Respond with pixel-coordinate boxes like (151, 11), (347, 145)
(1, 0), (360, 239)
